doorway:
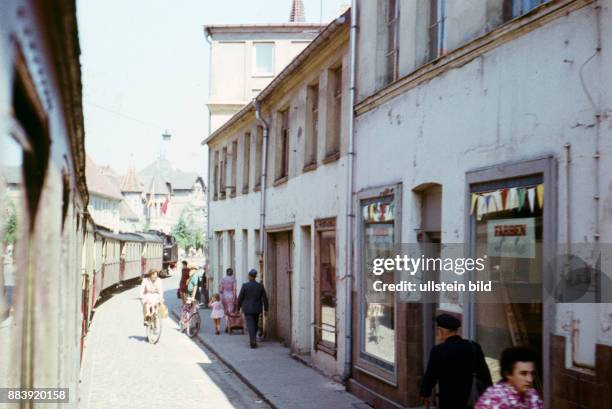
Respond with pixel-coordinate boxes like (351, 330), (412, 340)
(268, 230), (293, 346)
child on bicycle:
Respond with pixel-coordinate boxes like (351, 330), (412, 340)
(180, 267), (200, 328)
(209, 293), (224, 335)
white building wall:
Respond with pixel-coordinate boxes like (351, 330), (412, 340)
(354, 1), (612, 372)
(207, 36), (350, 376)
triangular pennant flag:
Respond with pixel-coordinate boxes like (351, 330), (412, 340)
(517, 188), (525, 211)
(508, 188), (518, 210)
(493, 190), (502, 212)
(470, 194), (478, 215)
(477, 195), (487, 220)
(485, 194), (495, 213)
(527, 188), (536, 212)
(536, 184), (544, 208)
(501, 188), (509, 210)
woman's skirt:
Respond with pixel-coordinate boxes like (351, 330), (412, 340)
(143, 293), (162, 306)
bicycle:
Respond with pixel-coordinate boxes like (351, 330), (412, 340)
(180, 298), (201, 338)
(145, 304), (162, 344)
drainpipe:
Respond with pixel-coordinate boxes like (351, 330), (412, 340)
(204, 29), (213, 281)
(342, 0), (357, 382)
(254, 100), (269, 267)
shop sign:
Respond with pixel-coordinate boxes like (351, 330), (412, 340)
(487, 217), (535, 258)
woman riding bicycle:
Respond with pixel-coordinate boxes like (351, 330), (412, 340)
(140, 269), (164, 322)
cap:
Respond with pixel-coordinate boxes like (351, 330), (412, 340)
(436, 314), (461, 330)
(248, 269), (257, 277)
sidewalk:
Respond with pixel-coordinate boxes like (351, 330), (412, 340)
(164, 275), (366, 409)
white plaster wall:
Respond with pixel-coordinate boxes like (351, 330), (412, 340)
(354, 3), (612, 371)
(207, 39), (351, 376)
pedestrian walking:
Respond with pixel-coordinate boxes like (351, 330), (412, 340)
(237, 269), (268, 349)
(199, 267), (209, 308)
(420, 314), (492, 409)
(179, 260), (190, 304)
(219, 268), (237, 331)
(209, 294), (224, 335)
(476, 347), (542, 409)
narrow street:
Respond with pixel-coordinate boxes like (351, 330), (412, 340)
(79, 275), (270, 409)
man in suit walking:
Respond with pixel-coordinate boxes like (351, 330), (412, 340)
(420, 314), (493, 409)
(237, 269), (269, 349)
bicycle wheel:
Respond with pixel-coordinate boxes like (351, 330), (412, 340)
(147, 313), (162, 344)
(186, 312), (200, 338)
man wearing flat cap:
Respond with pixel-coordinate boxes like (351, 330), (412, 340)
(237, 269), (269, 349)
(420, 314), (492, 408)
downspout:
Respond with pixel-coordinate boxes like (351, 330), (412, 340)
(342, 0), (357, 382)
(254, 100), (269, 268)
(205, 29), (213, 281)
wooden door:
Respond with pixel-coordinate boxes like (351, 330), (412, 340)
(273, 232), (292, 345)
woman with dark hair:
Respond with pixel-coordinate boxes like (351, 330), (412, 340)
(219, 268), (237, 332)
(476, 347), (543, 409)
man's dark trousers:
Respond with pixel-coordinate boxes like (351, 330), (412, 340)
(245, 313), (259, 345)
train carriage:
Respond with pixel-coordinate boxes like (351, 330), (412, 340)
(135, 233), (163, 276)
(96, 230), (123, 292)
(119, 233), (144, 282)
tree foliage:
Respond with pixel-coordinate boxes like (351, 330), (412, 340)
(2, 201), (17, 245)
(171, 204), (205, 251)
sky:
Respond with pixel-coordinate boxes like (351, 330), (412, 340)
(77, 0), (347, 178)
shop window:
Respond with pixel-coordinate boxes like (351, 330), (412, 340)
(315, 218), (337, 355)
(361, 194), (398, 371)
(470, 174), (545, 389)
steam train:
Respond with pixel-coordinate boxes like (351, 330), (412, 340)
(0, 2), (179, 405)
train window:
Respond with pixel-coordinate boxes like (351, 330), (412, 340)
(13, 54), (50, 227)
(61, 169), (70, 231)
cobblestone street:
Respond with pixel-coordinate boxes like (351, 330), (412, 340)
(79, 277), (270, 409)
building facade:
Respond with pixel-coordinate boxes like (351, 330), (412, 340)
(204, 22), (325, 133)
(206, 11), (351, 377)
(350, 0), (612, 408)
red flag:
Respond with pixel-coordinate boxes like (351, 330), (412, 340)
(161, 196), (169, 215)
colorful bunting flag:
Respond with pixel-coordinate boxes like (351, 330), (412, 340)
(501, 188), (509, 210)
(508, 188), (518, 210)
(527, 188), (535, 212)
(536, 184), (544, 208)
(517, 188), (525, 211)
(470, 193), (478, 215)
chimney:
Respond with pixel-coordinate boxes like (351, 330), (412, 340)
(289, 0), (305, 22)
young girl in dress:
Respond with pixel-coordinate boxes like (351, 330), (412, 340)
(209, 293), (225, 335)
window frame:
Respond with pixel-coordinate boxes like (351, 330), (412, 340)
(429, 0), (448, 61)
(325, 64), (343, 160)
(465, 156), (557, 407)
(253, 42), (275, 77)
(385, 0), (400, 83)
(354, 182), (402, 385)
(305, 82), (319, 169)
(276, 108), (290, 182)
(242, 132), (251, 193)
(314, 217), (338, 356)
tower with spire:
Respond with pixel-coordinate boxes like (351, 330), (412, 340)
(289, 0), (305, 22)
